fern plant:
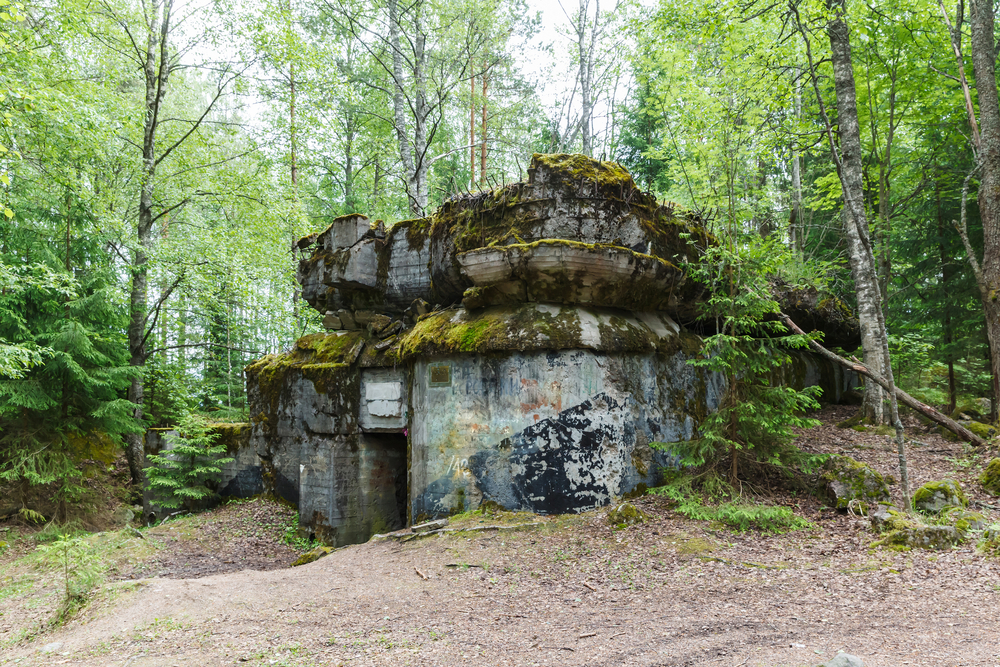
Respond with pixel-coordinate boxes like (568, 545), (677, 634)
(146, 414), (233, 510)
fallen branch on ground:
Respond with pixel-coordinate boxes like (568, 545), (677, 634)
(779, 312), (986, 446)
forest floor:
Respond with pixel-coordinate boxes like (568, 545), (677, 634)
(2, 405), (1000, 667)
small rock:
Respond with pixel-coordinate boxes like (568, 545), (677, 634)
(354, 310), (375, 326)
(968, 421), (998, 441)
(40, 643), (63, 654)
(820, 455), (890, 511)
(379, 320), (404, 339)
(816, 653), (864, 667)
(322, 312), (342, 330)
(913, 479), (968, 514)
(374, 335), (398, 351)
(875, 523), (962, 550)
(112, 506), (135, 524)
(941, 507), (987, 534)
(411, 298), (431, 316)
(291, 545), (334, 567)
(367, 313), (392, 334)
(868, 503), (897, 532)
(607, 502), (648, 527)
(411, 519), (448, 533)
(981, 458), (1000, 495)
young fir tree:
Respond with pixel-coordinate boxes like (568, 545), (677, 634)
(676, 234), (822, 486)
(145, 414), (233, 510)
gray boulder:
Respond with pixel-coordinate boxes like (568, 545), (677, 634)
(913, 479), (968, 514)
(820, 455), (890, 511)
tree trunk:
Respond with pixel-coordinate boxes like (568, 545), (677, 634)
(481, 70), (487, 182)
(938, 180), (958, 415)
(124, 0), (174, 492)
(470, 74), (476, 186)
(388, 0), (416, 213)
(818, 0), (910, 508)
(577, 0), (597, 156)
(969, 0), (1000, 422)
(790, 85), (803, 254)
(827, 12), (886, 425)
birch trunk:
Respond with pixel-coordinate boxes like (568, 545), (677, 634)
(388, 0), (417, 214)
(820, 0), (910, 508)
(827, 12), (885, 425)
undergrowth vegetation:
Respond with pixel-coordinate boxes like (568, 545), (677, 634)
(650, 471), (813, 534)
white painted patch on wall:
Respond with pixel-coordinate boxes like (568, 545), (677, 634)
(365, 382), (403, 417)
(368, 400), (403, 418)
(366, 382), (402, 401)
(576, 309), (602, 348)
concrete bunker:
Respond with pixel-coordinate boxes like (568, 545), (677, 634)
(166, 153), (859, 546)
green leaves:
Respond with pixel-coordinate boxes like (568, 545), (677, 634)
(146, 414), (234, 511)
(669, 233), (822, 478)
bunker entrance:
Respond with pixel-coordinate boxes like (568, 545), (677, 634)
(362, 432), (410, 531)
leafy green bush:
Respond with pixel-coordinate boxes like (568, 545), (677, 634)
(146, 414), (233, 510)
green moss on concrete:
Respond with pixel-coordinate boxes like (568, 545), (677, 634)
(426, 154), (714, 270)
(208, 422), (250, 454)
(245, 332), (364, 436)
(391, 304), (665, 361)
(980, 458), (1000, 495)
(532, 153), (634, 189)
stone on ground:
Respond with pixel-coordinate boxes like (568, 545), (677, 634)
(820, 455), (890, 511)
(816, 653), (864, 667)
(607, 502), (648, 527)
(980, 458), (1000, 495)
(913, 479), (968, 514)
(291, 545), (334, 567)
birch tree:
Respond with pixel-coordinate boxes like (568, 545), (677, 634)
(793, 0), (910, 505)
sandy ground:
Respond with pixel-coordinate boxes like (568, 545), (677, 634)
(3, 406), (1000, 667)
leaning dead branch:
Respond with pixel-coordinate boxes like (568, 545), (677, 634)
(779, 312), (987, 447)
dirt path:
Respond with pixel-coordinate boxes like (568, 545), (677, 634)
(4, 407), (1000, 667)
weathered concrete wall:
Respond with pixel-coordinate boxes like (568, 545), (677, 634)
(408, 347), (723, 518)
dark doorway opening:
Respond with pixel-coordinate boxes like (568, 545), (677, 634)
(363, 432), (409, 530)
